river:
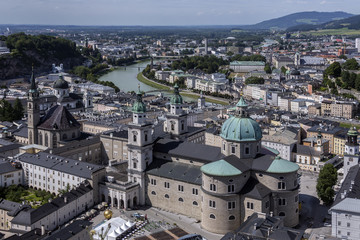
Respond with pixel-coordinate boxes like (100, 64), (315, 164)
(99, 60), (195, 102)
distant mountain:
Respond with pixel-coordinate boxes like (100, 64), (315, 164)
(238, 11), (353, 30)
(287, 14), (360, 32)
(322, 14), (360, 29)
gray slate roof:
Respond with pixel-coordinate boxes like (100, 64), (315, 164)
(16, 152), (104, 179)
(0, 160), (21, 174)
(153, 138), (222, 163)
(333, 164), (360, 207)
(42, 220), (92, 240)
(37, 105), (80, 130)
(146, 159), (202, 185)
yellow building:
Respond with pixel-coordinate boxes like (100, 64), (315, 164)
(334, 132), (347, 156)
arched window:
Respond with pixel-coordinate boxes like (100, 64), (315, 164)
(193, 201), (198, 206)
(178, 198), (184, 202)
(63, 134), (67, 140)
(145, 134), (148, 142)
(279, 212), (285, 216)
(209, 214), (216, 219)
(151, 191), (156, 195)
(39, 132), (43, 145)
(229, 215), (235, 221)
(133, 134), (137, 142)
(88, 100), (91, 106)
(45, 133), (49, 147)
(164, 194), (169, 199)
(171, 122), (175, 131)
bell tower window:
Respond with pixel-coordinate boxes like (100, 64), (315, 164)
(245, 147), (250, 154)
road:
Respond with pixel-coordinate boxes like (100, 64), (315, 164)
(299, 171), (332, 239)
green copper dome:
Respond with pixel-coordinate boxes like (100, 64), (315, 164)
(201, 160), (242, 176)
(236, 97), (248, 108)
(132, 91), (146, 113)
(266, 156), (299, 173)
(170, 84), (183, 105)
(220, 116), (262, 142)
(53, 75), (69, 89)
(348, 127), (358, 136)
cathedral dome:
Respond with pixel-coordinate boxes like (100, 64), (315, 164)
(170, 84), (183, 105)
(220, 116), (262, 142)
(53, 75), (69, 89)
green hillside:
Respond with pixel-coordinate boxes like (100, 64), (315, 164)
(238, 11), (353, 30)
(0, 33), (83, 80)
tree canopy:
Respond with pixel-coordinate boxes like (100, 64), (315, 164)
(324, 62), (342, 78)
(0, 98), (24, 122)
(316, 164), (337, 205)
(342, 58), (359, 70)
(245, 76), (265, 85)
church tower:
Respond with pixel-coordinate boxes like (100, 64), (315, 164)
(343, 127), (360, 177)
(198, 91), (205, 109)
(83, 89), (93, 110)
(127, 89), (154, 205)
(165, 84), (188, 138)
(27, 67), (40, 145)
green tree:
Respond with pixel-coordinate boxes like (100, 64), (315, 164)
(316, 164), (337, 205)
(355, 74), (360, 91)
(338, 55), (347, 60)
(281, 66), (287, 75)
(264, 63), (272, 74)
(324, 62), (341, 78)
(13, 98), (24, 120)
(343, 58), (359, 70)
(245, 76), (265, 85)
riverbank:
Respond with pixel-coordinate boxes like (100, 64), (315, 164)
(137, 73), (229, 105)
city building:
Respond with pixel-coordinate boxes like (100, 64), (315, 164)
(229, 61), (265, 73)
(0, 160), (23, 187)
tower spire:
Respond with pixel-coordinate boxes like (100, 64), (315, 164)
(30, 65), (37, 92)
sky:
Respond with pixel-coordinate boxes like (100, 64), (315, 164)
(0, 0), (358, 26)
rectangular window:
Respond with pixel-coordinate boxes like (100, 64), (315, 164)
(178, 185), (184, 192)
(246, 202), (254, 209)
(347, 222), (350, 227)
(227, 201), (236, 210)
(278, 198), (286, 206)
(192, 188), (198, 195)
(210, 184), (217, 192)
(231, 146), (235, 154)
(209, 200), (216, 208)
(150, 179), (156, 185)
(278, 182), (286, 190)
(228, 184), (235, 193)
(265, 201), (269, 208)
(164, 182), (170, 188)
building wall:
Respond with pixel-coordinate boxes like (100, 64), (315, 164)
(334, 136), (346, 156)
(0, 169), (23, 187)
(0, 209), (13, 230)
(205, 132), (222, 148)
(332, 210), (360, 240)
(261, 141), (294, 161)
(100, 134), (128, 163)
(146, 175), (201, 220)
